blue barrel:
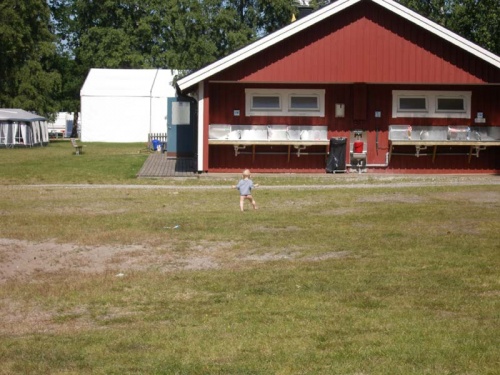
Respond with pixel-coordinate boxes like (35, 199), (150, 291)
(152, 139), (161, 151)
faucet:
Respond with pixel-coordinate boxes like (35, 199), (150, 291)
(299, 130), (305, 140)
(474, 131), (481, 141)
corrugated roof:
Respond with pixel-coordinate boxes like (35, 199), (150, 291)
(0, 109), (46, 122)
(177, 0), (500, 91)
(80, 69), (177, 97)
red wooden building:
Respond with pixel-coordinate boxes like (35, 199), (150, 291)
(177, 0), (500, 174)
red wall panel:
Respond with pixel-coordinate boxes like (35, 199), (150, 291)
(213, 1), (499, 84)
(206, 82), (499, 173)
(209, 83), (500, 128)
(209, 145), (331, 173)
(353, 83), (367, 120)
(208, 144), (499, 174)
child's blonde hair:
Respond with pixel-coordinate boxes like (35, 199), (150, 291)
(242, 169), (251, 178)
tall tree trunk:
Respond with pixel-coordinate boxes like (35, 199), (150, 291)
(71, 112), (79, 138)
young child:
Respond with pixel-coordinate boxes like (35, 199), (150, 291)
(232, 169), (259, 212)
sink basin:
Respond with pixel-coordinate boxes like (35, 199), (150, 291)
(227, 130), (241, 140)
(419, 131), (430, 140)
(267, 125), (288, 140)
(287, 126), (301, 140)
(300, 129), (327, 141)
(209, 124), (231, 139)
(241, 128), (267, 140)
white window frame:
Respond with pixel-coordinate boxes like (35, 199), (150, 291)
(246, 88), (325, 117)
(392, 90), (471, 119)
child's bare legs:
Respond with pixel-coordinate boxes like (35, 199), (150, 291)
(240, 195), (257, 211)
(248, 195), (257, 210)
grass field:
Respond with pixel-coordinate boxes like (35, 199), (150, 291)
(0, 143), (499, 374)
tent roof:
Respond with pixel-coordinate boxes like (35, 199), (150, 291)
(0, 109), (46, 122)
(81, 69), (177, 97)
(177, 0), (500, 91)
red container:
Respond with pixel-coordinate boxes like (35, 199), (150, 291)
(353, 141), (364, 153)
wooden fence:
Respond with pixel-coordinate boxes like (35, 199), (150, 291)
(148, 133), (167, 150)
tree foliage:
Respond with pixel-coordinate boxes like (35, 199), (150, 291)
(1, 0), (499, 120)
(398, 0), (500, 55)
(47, 0), (296, 114)
(49, 0), (500, 79)
(50, 0), (295, 71)
(0, 0), (60, 119)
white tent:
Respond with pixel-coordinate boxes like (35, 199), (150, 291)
(0, 109), (48, 147)
(80, 69), (177, 142)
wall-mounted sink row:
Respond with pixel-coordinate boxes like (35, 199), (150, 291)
(389, 125), (500, 142)
(209, 124), (328, 141)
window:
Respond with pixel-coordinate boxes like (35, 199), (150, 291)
(246, 89), (325, 117)
(289, 95), (319, 111)
(436, 97), (465, 112)
(392, 90), (471, 118)
(398, 97), (427, 111)
(251, 95), (281, 111)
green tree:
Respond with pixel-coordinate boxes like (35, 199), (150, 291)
(445, 0), (500, 55)
(67, 0), (157, 68)
(50, 0), (296, 74)
(398, 0), (500, 55)
(0, 0), (60, 119)
(156, 0), (295, 70)
(257, 0), (296, 35)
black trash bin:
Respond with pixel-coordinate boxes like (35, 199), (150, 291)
(326, 137), (347, 173)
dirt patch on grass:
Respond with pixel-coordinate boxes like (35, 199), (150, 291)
(305, 251), (352, 261)
(355, 189), (500, 205)
(241, 252), (301, 262)
(0, 298), (99, 336)
(0, 238), (351, 284)
(432, 190), (500, 203)
(0, 238), (235, 283)
(254, 225), (303, 232)
(357, 192), (426, 203)
(0, 239), (154, 282)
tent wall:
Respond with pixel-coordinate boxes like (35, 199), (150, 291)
(0, 109), (48, 147)
(150, 96), (169, 134)
(80, 69), (176, 143)
(81, 96), (169, 142)
(81, 96), (152, 142)
(0, 121), (48, 147)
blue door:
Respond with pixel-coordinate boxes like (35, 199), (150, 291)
(166, 97), (196, 157)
